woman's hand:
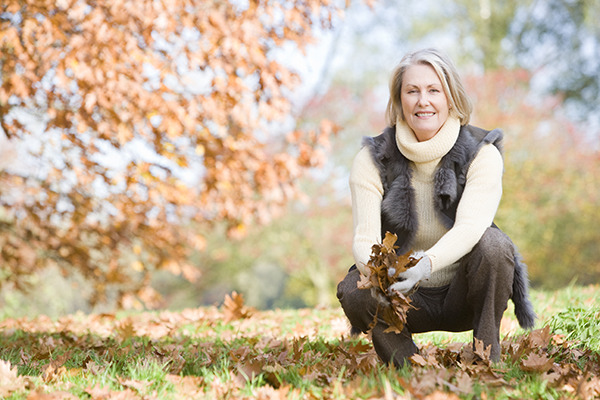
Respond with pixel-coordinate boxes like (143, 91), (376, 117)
(388, 251), (431, 295)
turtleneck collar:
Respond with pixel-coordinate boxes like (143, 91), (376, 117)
(396, 116), (461, 163)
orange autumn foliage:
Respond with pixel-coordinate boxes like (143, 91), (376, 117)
(0, 0), (347, 307)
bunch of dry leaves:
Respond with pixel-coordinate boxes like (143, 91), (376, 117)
(357, 232), (420, 334)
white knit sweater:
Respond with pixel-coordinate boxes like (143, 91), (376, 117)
(350, 116), (504, 287)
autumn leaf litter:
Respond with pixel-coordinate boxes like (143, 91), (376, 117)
(0, 290), (599, 399)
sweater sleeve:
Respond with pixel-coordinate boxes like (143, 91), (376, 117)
(349, 146), (384, 276)
(425, 143), (503, 272)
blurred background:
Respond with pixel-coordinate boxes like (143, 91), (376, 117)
(0, 0), (598, 318)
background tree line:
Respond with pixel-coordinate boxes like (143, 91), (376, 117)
(0, 0), (598, 316)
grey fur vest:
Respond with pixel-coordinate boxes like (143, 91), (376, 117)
(362, 124), (536, 329)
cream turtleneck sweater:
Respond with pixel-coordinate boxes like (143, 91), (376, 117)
(350, 116), (504, 287)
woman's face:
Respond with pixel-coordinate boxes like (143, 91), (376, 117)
(400, 63), (450, 142)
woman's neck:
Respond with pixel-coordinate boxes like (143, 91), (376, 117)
(396, 116), (461, 164)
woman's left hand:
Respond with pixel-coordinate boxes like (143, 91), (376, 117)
(388, 252), (431, 295)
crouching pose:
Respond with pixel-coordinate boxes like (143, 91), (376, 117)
(337, 48), (536, 365)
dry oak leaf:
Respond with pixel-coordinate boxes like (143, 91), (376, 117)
(165, 375), (204, 397)
(85, 384), (140, 400)
(355, 349), (379, 372)
(477, 367), (508, 387)
(42, 364), (69, 384)
(576, 374), (600, 400)
(454, 371), (474, 394)
(49, 350), (72, 370)
(26, 390), (78, 400)
(235, 360), (264, 386)
(410, 353), (428, 367)
(529, 325), (552, 348)
(403, 371), (439, 398)
(520, 352), (554, 373)
(0, 359), (26, 397)
(473, 338), (492, 364)
(253, 385), (295, 400)
(424, 391), (461, 400)
(223, 291), (255, 323)
(116, 318), (138, 341)
(543, 370), (563, 385)
(117, 377), (150, 393)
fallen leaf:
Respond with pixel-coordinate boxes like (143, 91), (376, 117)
(254, 385), (293, 400)
(423, 390), (461, 399)
(223, 292), (255, 322)
(459, 344), (476, 367)
(118, 376), (149, 392)
(410, 353), (428, 367)
(478, 367), (508, 386)
(42, 364), (68, 384)
(577, 374), (600, 399)
(26, 390), (78, 400)
(0, 359), (26, 397)
(85, 384), (113, 399)
(116, 318), (137, 340)
(454, 371), (473, 393)
(235, 360), (263, 385)
(50, 351), (72, 369)
(529, 325), (551, 348)
(404, 370), (438, 397)
(473, 338), (491, 364)
(166, 375), (203, 397)
(85, 384), (140, 400)
(521, 352), (554, 373)
(543, 370), (563, 385)
(84, 360), (107, 376)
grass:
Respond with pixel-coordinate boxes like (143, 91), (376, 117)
(0, 284), (599, 399)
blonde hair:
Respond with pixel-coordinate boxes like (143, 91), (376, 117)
(385, 48), (472, 126)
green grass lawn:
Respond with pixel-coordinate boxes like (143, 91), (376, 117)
(0, 284), (599, 399)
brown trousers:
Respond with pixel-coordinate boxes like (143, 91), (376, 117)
(337, 227), (515, 364)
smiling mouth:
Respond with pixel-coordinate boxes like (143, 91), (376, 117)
(415, 112), (435, 117)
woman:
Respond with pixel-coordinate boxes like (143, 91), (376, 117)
(336, 48), (536, 365)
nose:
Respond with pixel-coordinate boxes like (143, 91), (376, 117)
(417, 93), (431, 106)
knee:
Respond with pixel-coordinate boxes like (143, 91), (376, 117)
(473, 227), (514, 261)
(336, 266), (365, 313)
(337, 266), (359, 302)
(466, 227), (515, 283)
(475, 227), (513, 254)
(337, 267), (376, 332)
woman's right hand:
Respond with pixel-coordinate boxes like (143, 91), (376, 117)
(388, 251), (431, 295)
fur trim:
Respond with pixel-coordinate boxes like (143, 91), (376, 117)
(381, 172), (417, 231)
(363, 127), (418, 254)
(512, 249), (537, 329)
(483, 128), (504, 153)
(434, 167), (457, 210)
(363, 124), (535, 329)
(363, 124), (504, 254)
(350, 326), (363, 336)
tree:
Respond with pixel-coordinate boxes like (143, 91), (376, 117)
(0, 0), (347, 307)
(397, 0), (599, 121)
(513, 0), (600, 119)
